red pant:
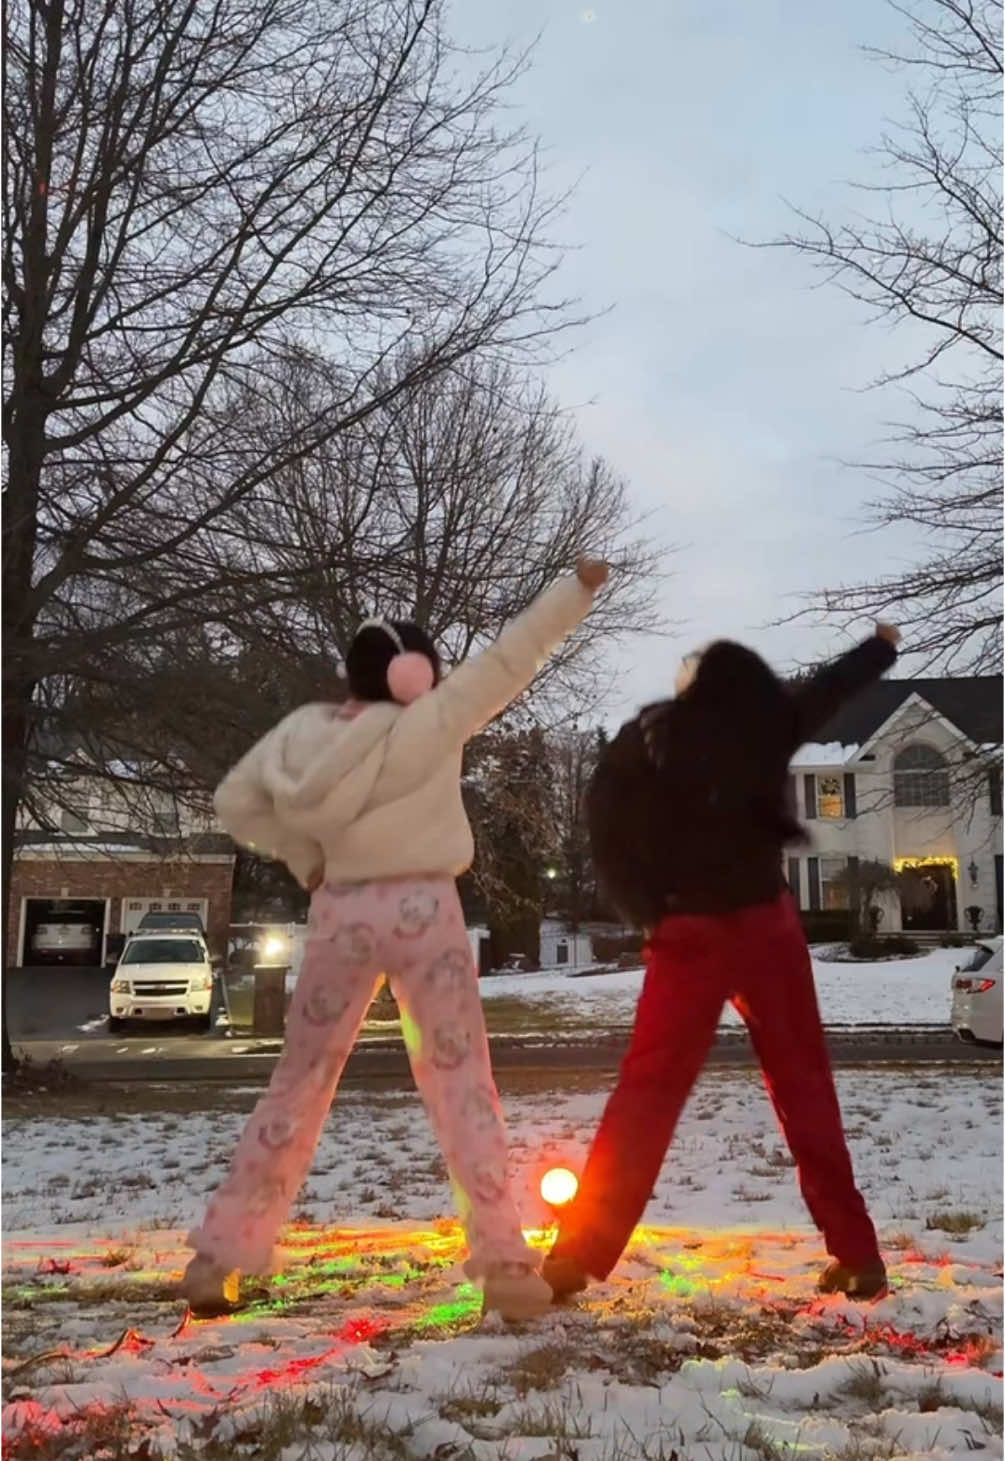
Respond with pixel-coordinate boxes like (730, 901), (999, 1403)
(555, 893), (880, 1276)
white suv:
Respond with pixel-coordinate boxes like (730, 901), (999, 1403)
(109, 930), (215, 1032)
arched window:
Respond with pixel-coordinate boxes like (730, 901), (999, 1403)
(894, 744), (950, 808)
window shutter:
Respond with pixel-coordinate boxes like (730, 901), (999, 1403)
(843, 773), (857, 819)
(786, 857), (801, 906)
(807, 856), (821, 910)
(990, 770), (1003, 818)
(803, 775), (817, 820)
(846, 854), (859, 920)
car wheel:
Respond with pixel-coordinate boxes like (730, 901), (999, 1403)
(193, 1012), (213, 1032)
(108, 1016), (124, 1034)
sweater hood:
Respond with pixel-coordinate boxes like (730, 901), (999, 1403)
(261, 701), (401, 829)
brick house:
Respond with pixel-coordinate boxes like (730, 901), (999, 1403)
(9, 764), (235, 967)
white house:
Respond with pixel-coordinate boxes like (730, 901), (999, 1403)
(787, 676), (1002, 936)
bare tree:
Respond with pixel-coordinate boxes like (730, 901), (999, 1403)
(463, 724), (554, 969)
(2, 0), (585, 1068)
(214, 354), (662, 703)
(546, 726), (604, 931)
(769, 0), (1002, 674)
(58, 354), (662, 791)
(52, 357), (663, 961)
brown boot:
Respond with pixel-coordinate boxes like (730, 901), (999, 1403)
(541, 1252), (590, 1301)
(818, 1258), (888, 1301)
(481, 1262), (553, 1321)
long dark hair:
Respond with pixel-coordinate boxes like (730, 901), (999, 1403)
(639, 640), (806, 842)
(345, 620), (442, 702)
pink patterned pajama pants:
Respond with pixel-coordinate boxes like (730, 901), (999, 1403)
(188, 877), (534, 1277)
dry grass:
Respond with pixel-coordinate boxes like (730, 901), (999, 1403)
(925, 1209), (985, 1235)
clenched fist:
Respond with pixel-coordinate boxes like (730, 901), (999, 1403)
(875, 623), (902, 647)
(576, 557), (610, 592)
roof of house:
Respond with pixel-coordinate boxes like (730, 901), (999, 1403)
(15, 830), (233, 857)
(814, 677), (1003, 749)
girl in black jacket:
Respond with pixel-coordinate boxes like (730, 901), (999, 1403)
(543, 625), (900, 1303)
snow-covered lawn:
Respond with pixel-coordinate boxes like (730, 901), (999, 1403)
(3, 1066), (1001, 1459)
(479, 946), (966, 1031)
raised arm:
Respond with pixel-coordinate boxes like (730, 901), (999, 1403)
(393, 561), (608, 757)
(790, 624), (900, 748)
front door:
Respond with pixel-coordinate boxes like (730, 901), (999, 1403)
(899, 863), (957, 931)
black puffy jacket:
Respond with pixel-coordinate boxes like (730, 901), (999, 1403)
(588, 635), (897, 926)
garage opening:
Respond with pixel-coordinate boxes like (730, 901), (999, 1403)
(121, 897), (208, 939)
(22, 898), (106, 967)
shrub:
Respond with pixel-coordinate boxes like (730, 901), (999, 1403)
(801, 910), (854, 944)
(847, 934), (918, 959)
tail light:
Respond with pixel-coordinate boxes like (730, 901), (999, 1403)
(956, 977), (996, 993)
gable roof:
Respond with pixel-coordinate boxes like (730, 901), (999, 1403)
(814, 677), (1003, 750)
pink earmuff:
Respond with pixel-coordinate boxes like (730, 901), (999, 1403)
(387, 651), (435, 705)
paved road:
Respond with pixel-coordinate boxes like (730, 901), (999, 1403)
(9, 965), (999, 1083)
(7, 965), (241, 1040)
(14, 1025), (999, 1084)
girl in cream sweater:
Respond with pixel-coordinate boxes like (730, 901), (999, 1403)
(183, 560), (609, 1320)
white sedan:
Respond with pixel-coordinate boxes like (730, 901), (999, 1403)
(951, 936), (1003, 1046)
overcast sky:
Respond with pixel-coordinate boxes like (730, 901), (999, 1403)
(456, 0), (930, 721)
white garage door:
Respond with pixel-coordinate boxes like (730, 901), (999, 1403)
(121, 897), (208, 938)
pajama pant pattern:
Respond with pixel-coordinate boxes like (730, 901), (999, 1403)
(188, 878), (533, 1277)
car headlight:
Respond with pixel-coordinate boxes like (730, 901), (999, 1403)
(111, 980), (131, 994)
(190, 972), (213, 992)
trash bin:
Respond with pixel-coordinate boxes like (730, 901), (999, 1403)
(253, 964), (288, 1036)
(208, 964), (233, 1037)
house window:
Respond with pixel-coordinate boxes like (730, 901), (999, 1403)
(820, 856), (849, 910)
(894, 745), (950, 808)
(149, 791), (178, 837)
(60, 806), (91, 834)
(817, 775), (844, 819)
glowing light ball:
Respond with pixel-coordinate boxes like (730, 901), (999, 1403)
(540, 1167), (579, 1207)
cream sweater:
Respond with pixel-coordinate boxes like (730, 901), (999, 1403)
(214, 576), (596, 887)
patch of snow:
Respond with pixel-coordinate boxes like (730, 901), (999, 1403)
(478, 946), (964, 1029)
(2, 1068), (1000, 1459)
(790, 741), (859, 767)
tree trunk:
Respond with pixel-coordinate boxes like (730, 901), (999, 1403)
(0, 702), (29, 1074)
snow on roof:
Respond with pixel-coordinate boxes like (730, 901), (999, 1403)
(16, 841), (146, 856)
(790, 741), (859, 768)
